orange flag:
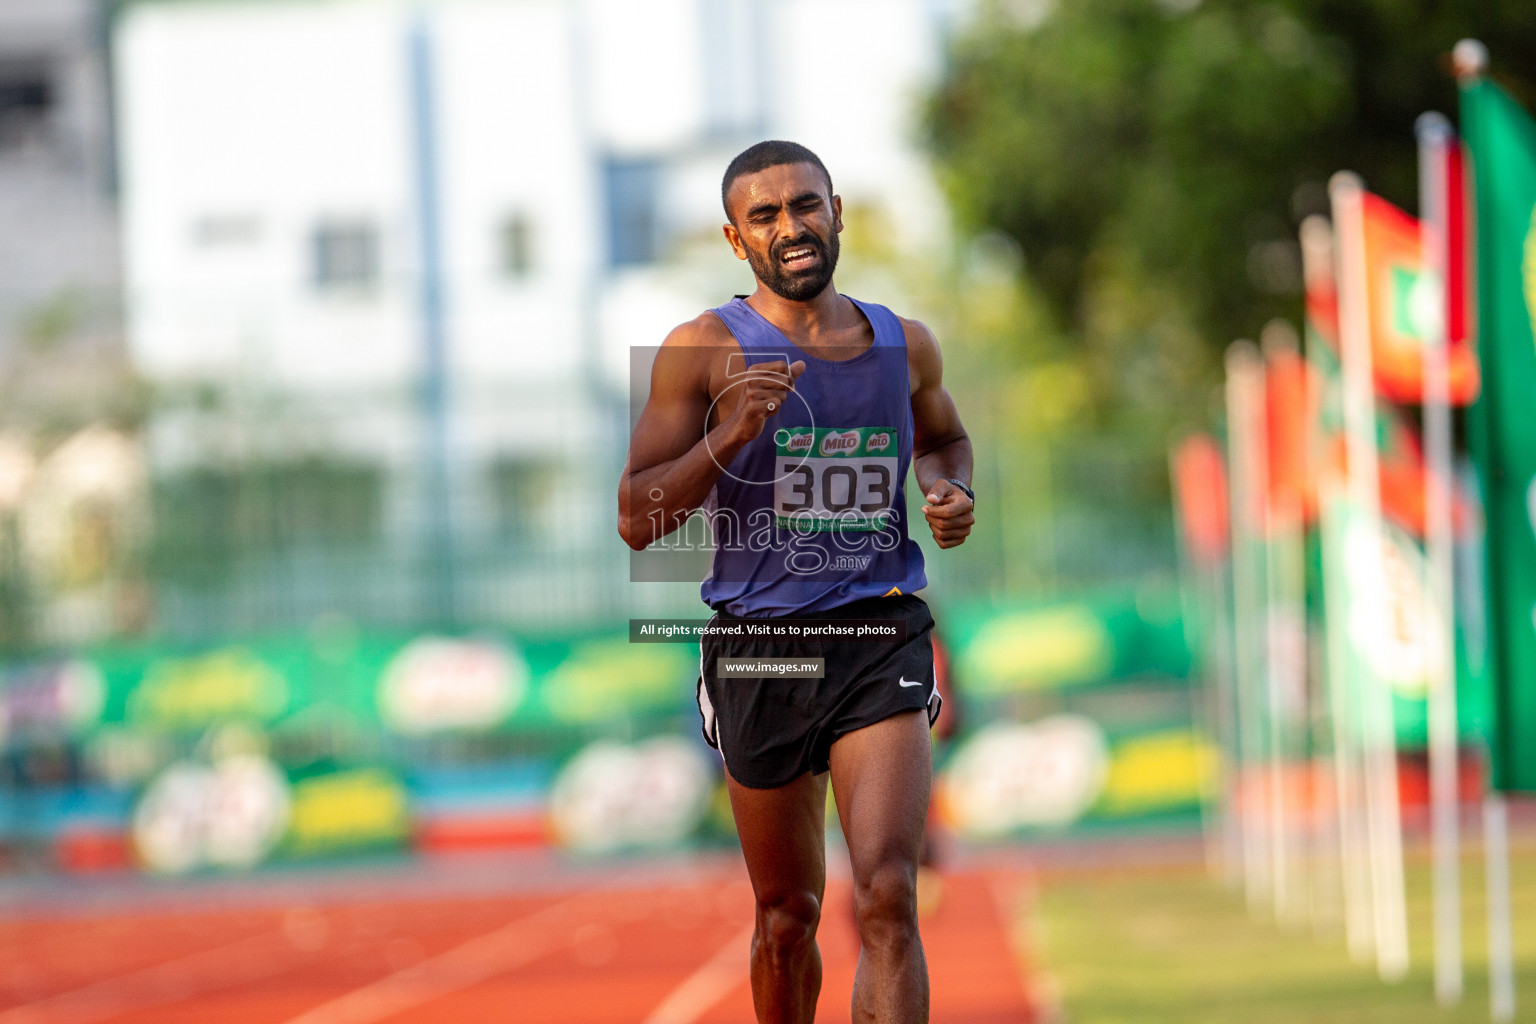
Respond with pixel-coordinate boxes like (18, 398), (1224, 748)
(1357, 193), (1480, 405)
(1172, 434), (1229, 567)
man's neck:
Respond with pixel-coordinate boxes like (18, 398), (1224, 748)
(746, 283), (853, 341)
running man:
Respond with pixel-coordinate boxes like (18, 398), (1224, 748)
(618, 140), (973, 1024)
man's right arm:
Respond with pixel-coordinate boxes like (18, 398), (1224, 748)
(617, 316), (802, 551)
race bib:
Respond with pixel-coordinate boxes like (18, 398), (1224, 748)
(772, 427), (898, 532)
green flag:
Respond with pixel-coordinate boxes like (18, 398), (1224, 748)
(1460, 75), (1536, 791)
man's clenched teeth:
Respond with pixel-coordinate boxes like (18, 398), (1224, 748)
(781, 246), (817, 266)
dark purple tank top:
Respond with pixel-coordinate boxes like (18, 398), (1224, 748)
(699, 296), (927, 615)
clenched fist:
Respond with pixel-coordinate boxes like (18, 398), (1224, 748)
(725, 359), (806, 444)
(920, 478), (974, 549)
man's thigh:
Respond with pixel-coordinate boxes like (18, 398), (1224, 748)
(827, 710), (932, 875)
(727, 768), (830, 906)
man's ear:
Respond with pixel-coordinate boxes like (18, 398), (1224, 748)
(722, 222), (748, 260)
(832, 194), (843, 233)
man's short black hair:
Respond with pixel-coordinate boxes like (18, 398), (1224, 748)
(721, 140), (833, 220)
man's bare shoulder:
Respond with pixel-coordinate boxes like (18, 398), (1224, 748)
(897, 314), (939, 350)
(651, 311), (742, 396)
(898, 315), (942, 391)
(661, 309), (739, 351)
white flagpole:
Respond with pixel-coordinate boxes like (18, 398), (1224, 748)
(1202, 514), (1244, 891)
(1485, 794), (1516, 1021)
(1211, 557), (1244, 889)
(1260, 320), (1310, 928)
(1318, 472), (1374, 961)
(1329, 171), (1410, 981)
(1226, 341), (1272, 914)
(1172, 443), (1227, 880)
(1301, 214), (1374, 962)
(1415, 109), (1464, 1007)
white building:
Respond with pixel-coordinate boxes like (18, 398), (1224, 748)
(113, 0), (965, 632)
(0, 0), (119, 358)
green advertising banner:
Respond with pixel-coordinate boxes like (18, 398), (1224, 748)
(0, 589), (1225, 870)
(943, 591), (1190, 696)
(1461, 75), (1536, 791)
(936, 591), (1212, 834)
(34, 628), (699, 743)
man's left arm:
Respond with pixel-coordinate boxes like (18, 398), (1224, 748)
(904, 318), (974, 550)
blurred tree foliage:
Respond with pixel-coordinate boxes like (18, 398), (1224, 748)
(924, 0), (1536, 438)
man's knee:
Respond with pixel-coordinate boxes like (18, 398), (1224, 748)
(756, 890), (822, 962)
(853, 861), (919, 949)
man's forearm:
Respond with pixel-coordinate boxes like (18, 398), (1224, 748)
(619, 421), (752, 549)
(914, 435), (973, 498)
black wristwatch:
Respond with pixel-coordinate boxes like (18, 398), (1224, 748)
(945, 478), (974, 503)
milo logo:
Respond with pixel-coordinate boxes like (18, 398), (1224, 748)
(820, 430), (861, 456)
(785, 432), (814, 454)
(867, 431), (892, 453)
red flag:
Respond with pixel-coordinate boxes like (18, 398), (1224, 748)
(1320, 414), (1470, 539)
(1264, 343), (1319, 527)
(1443, 138), (1472, 351)
(1172, 434), (1230, 567)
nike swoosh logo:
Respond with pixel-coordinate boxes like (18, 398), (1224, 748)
(898, 677), (924, 688)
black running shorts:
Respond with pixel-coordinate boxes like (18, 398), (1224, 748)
(696, 593), (941, 789)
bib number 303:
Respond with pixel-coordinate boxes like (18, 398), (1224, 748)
(772, 426), (898, 533)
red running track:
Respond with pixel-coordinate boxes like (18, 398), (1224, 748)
(0, 862), (1045, 1024)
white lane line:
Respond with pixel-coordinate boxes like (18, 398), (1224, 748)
(0, 929), (299, 1024)
(989, 872), (1058, 1020)
(640, 924), (754, 1024)
(280, 889), (639, 1024)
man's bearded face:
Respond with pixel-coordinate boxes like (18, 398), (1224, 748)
(744, 221), (840, 302)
